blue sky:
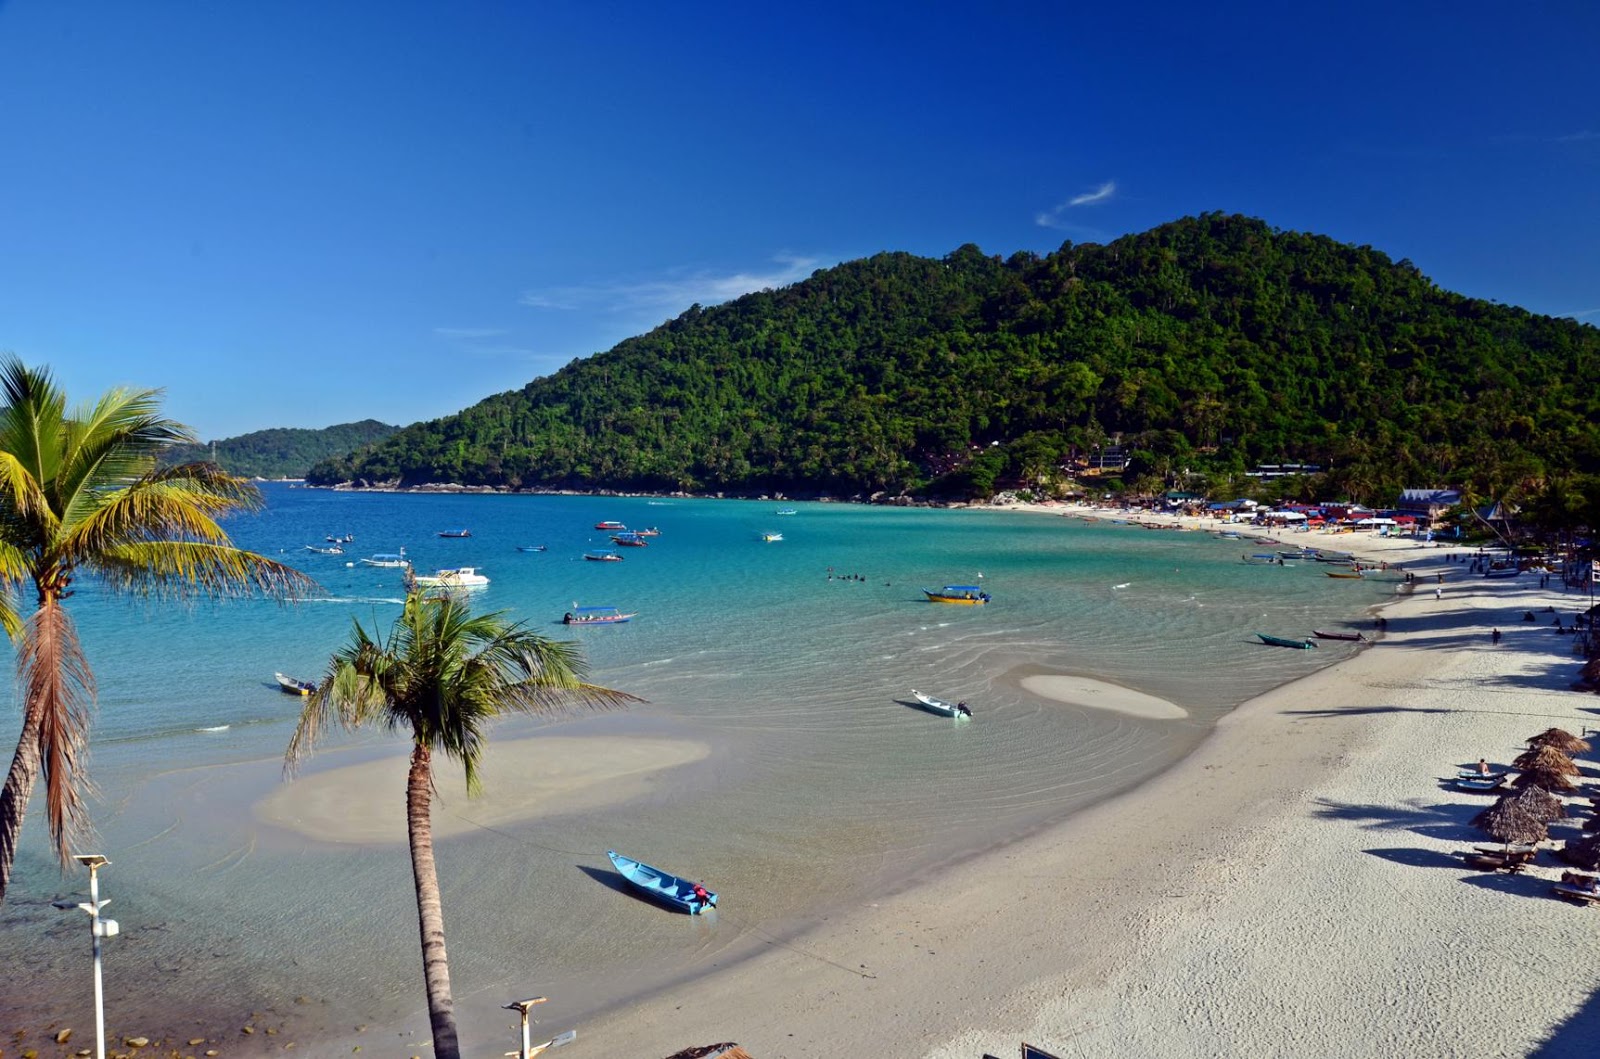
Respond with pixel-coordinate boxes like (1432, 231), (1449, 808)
(1, 1), (1595, 440)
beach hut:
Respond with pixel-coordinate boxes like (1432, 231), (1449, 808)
(1512, 745), (1582, 791)
(1525, 728), (1592, 755)
(1472, 798), (1550, 847)
(1505, 785), (1568, 823)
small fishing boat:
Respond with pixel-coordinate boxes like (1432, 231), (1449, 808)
(634, 527), (661, 536)
(760, 531), (784, 542)
(305, 544), (344, 555)
(325, 533), (355, 543)
(606, 850), (717, 914)
(594, 520), (627, 531)
(437, 529), (472, 538)
(911, 690), (972, 718)
(1312, 629), (1366, 641)
(359, 552), (409, 568)
(412, 567), (489, 587)
(1256, 632), (1316, 649)
(584, 549), (623, 562)
(516, 545), (548, 553)
(1241, 553), (1283, 565)
(1326, 571), (1365, 579)
(275, 672), (317, 695)
(610, 532), (648, 547)
(923, 585), (990, 604)
(563, 605), (636, 625)
(775, 508), (797, 516)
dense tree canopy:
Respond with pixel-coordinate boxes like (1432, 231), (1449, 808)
(165, 419), (398, 479)
(308, 215), (1600, 506)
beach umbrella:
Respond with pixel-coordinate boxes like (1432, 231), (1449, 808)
(1525, 728), (1592, 754)
(1558, 832), (1600, 871)
(1512, 744), (1580, 778)
(1505, 784), (1568, 823)
(1471, 798), (1550, 846)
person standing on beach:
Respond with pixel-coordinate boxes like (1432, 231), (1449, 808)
(1492, 628), (1502, 644)
(1435, 586), (1443, 600)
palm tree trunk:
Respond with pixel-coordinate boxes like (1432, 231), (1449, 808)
(0, 704), (44, 906)
(407, 743), (460, 1059)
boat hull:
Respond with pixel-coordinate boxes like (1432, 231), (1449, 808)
(275, 672), (316, 695)
(606, 850), (716, 914)
(911, 690), (971, 718)
(1256, 632), (1315, 649)
(923, 585), (990, 604)
(1312, 629), (1366, 641)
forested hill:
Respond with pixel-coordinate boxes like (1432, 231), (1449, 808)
(307, 214), (1600, 503)
(165, 419), (399, 479)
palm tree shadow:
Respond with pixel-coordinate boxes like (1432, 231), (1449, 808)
(1313, 797), (1484, 844)
(1362, 846), (1462, 870)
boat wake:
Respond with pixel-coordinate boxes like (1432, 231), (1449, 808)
(310, 596), (407, 605)
(1113, 582), (1131, 590)
(195, 725), (230, 733)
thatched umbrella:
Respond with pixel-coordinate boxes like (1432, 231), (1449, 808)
(1558, 832), (1600, 871)
(1512, 744), (1581, 791)
(1506, 784), (1568, 823)
(1526, 727), (1592, 754)
(1472, 798), (1550, 846)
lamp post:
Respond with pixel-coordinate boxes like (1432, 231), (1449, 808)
(502, 996), (576, 1058)
(52, 854), (118, 1059)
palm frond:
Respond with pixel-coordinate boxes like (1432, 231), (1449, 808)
(18, 601), (96, 864)
(86, 541), (317, 601)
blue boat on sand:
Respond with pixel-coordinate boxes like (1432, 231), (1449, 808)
(606, 850), (717, 914)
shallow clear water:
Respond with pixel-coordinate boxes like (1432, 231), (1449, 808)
(0, 489), (1397, 1044)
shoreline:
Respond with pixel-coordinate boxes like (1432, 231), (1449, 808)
(12, 503), (1596, 1057)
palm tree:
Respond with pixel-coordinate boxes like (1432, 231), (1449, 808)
(0, 358), (313, 905)
(285, 590), (640, 1059)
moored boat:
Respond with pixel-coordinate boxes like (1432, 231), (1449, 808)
(563, 605), (636, 625)
(610, 532), (648, 546)
(305, 544), (344, 555)
(1326, 571), (1364, 579)
(775, 508), (797, 516)
(594, 520), (627, 531)
(437, 529), (472, 538)
(606, 850), (717, 914)
(634, 527), (661, 536)
(1313, 629), (1366, 641)
(1256, 632), (1316, 649)
(923, 585), (990, 604)
(275, 672), (317, 695)
(760, 531), (783, 542)
(325, 533), (355, 543)
(411, 566), (489, 587)
(359, 552), (409, 568)
(911, 690), (972, 718)
(584, 549), (623, 562)
(516, 545), (548, 552)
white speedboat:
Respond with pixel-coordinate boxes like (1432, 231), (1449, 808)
(911, 690), (972, 718)
(412, 566), (489, 587)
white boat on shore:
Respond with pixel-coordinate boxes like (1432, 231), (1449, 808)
(911, 690), (972, 718)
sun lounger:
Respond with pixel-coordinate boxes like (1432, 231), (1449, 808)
(1551, 883), (1600, 905)
(1460, 852), (1525, 873)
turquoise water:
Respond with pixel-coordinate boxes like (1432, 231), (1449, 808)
(0, 488), (1398, 1046)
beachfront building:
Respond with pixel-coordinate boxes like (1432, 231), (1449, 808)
(1398, 488), (1463, 522)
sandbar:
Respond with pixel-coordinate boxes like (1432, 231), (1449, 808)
(256, 734), (710, 844)
(1019, 671), (1189, 718)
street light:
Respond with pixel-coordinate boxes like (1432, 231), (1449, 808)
(502, 996), (576, 1058)
(52, 854), (117, 1059)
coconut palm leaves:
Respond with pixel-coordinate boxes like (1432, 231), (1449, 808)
(0, 357), (314, 904)
(285, 590), (640, 1059)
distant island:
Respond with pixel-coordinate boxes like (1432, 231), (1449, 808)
(305, 214), (1600, 507)
(165, 419), (399, 480)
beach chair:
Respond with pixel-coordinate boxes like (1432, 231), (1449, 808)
(1551, 883), (1600, 905)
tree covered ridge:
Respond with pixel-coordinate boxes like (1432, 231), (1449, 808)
(165, 419), (399, 479)
(307, 214), (1600, 503)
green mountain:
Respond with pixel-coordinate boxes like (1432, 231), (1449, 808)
(166, 419), (400, 479)
(307, 214), (1600, 503)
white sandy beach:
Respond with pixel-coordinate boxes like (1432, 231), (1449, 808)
(571, 513), (1600, 1058)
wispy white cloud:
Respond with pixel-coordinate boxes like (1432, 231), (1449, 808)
(1068, 180), (1117, 207)
(1558, 307), (1600, 319)
(433, 327), (509, 339)
(519, 254), (819, 316)
(1035, 181), (1118, 231)
(1554, 130), (1599, 143)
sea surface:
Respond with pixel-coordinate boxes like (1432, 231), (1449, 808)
(0, 487), (1400, 1048)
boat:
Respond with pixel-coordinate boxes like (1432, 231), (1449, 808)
(1279, 549), (1319, 560)
(1314, 551), (1356, 563)
(305, 544), (344, 555)
(634, 527), (661, 537)
(1454, 775), (1508, 792)
(516, 545), (548, 553)
(923, 585), (991, 605)
(594, 520), (627, 531)
(1241, 553), (1283, 565)
(1256, 632), (1315, 649)
(359, 552), (410, 568)
(610, 532), (648, 547)
(584, 550), (623, 562)
(437, 529), (472, 538)
(605, 850), (717, 914)
(1312, 629), (1366, 641)
(760, 532), (783, 542)
(1326, 571), (1365, 579)
(562, 605), (636, 625)
(911, 690), (972, 718)
(775, 508), (797, 516)
(275, 672), (317, 695)
(325, 533), (354, 544)
(411, 567), (489, 587)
